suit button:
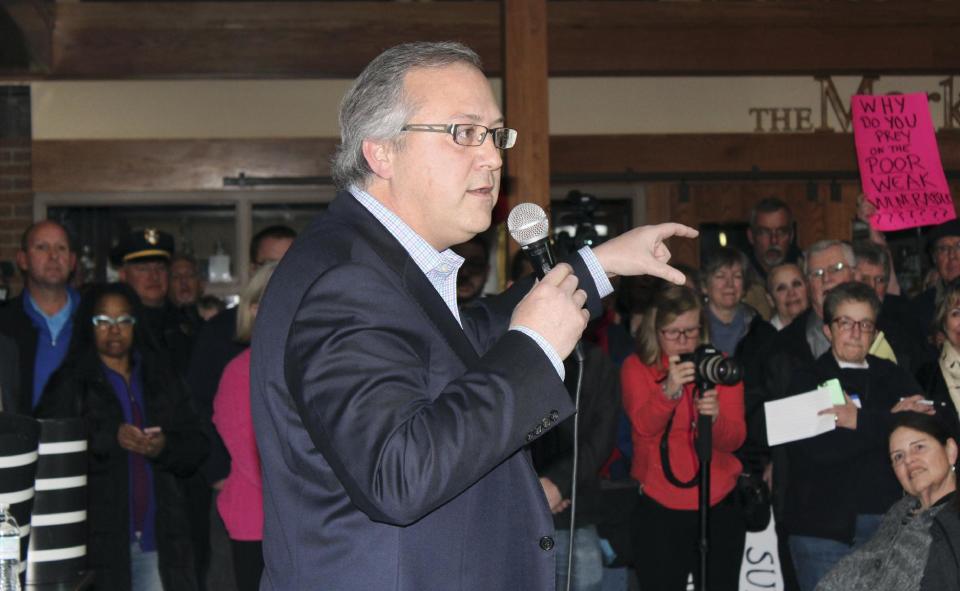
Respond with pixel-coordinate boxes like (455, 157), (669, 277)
(541, 417), (551, 429)
(549, 410), (560, 421)
(534, 424), (544, 436)
(526, 432), (536, 442)
(539, 536), (554, 551)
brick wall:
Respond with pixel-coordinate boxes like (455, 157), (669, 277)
(0, 86), (32, 296)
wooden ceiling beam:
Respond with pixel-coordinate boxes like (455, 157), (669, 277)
(37, 2), (960, 79)
(51, 2), (499, 79)
(4, 1), (54, 74)
(32, 133), (960, 194)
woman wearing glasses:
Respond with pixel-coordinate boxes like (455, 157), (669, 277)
(36, 283), (207, 591)
(620, 284), (746, 591)
(780, 281), (927, 591)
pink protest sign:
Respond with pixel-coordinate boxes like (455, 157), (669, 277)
(852, 93), (954, 231)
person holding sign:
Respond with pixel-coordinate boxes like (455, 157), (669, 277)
(778, 282), (926, 591)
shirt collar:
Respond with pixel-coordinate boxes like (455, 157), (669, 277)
(26, 287), (77, 321)
(836, 357), (870, 369)
(348, 185), (464, 278)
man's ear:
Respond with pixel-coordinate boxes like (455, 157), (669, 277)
(15, 250), (27, 273)
(746, 227), (755, 246)
(362, 139), (394, 180)
(822, 323), (832, 343)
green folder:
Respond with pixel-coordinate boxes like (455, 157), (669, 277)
(820, 378), (845, 405)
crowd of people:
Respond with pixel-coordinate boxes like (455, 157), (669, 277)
(1, 40), (959, 591)
(428, 193), (960, 591)
(3, 197), (960, 591)
(0, 220), (295, 590)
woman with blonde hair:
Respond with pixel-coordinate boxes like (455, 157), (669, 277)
(212, 262), (277, 591)
(621, 284), (746, 590)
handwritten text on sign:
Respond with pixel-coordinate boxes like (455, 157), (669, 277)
(852, 93), (954, 231)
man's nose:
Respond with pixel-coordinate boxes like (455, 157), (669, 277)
(476, 133), (503, 170)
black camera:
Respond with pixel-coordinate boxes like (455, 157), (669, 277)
(679, 345), (742, 388)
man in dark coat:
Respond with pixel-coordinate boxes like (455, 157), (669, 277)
(0, 220), (79, 414)
(114, 229), (197, 376)
(251, 41), (696, 591)
(913, 219), (960, 344)
(0, 333), (18, 413)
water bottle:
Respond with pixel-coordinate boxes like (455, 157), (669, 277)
(0, 504), (21, 591)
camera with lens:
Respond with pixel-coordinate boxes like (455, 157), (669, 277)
(679, 344), (743, 389)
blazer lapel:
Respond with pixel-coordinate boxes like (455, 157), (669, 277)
(329, 193), (481, 365)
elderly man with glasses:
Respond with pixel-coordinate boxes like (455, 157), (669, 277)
(250, 41), (697, 591)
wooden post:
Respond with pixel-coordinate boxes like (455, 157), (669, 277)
(502, 0), (550, 262)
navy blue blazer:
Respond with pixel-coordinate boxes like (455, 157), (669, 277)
(251, 192), (604, 590)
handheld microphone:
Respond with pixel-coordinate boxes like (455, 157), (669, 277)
(506, 202), (555, 279)
(508, 202), (583, 591)
(507, 202), (584, 363)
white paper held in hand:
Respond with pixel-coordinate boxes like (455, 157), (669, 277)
(764, 385), (840, 446)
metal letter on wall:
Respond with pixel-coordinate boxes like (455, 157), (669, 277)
(816, 76), (879, 132)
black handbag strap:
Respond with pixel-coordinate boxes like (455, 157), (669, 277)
(659, 410), (699, 489)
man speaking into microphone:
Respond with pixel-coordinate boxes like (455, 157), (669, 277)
(251, 41), (696, 591)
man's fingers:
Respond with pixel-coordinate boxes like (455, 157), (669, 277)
(540, 262), (574, 286)
(646, 260), (688, 285)
(572, 288), (588, 309)
(657, 223), (699, 240)
(558, 272), (580, 295)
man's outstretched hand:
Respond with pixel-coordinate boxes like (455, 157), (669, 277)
(593, 222), (698, 284)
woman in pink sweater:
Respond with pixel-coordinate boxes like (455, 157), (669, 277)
(212, 262), (276, 591)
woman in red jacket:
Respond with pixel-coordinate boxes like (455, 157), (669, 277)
(621, 284), (746, 591)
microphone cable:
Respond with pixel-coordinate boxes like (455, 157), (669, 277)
(565, 342), (586, 591)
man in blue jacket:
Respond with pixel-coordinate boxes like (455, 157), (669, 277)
(251, 41), (696, 591)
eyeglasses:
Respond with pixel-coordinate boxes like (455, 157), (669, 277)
(807, 261), (849, 281)
(752, 226), (792, 240)
(831, 316), (876, 333)
(400, 124), (518, 149)
(659, 326), (701, 341)
(92, 315), (136, 330)
(934, 242), (960, 257)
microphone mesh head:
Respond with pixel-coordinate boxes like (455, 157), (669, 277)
(507, 203), (549, 247)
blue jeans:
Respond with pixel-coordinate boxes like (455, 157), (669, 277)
(554, 525), (604, 591)
(789, 514), (883, 591)
(130, 541), (163, 591)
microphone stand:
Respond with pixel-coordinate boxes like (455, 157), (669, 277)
(694, 379), (714, 591)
